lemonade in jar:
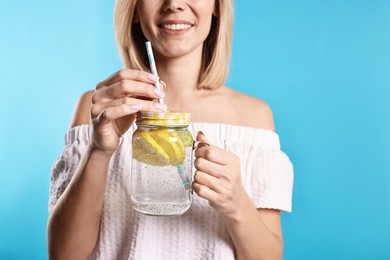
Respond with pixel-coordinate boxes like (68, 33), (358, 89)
(131, 111), (193, 216)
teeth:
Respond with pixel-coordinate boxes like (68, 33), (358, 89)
(162, 24), (192, 30)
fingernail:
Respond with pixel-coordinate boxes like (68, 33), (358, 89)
(130, 104), (142, 110)
(160, 80), (167, 90)
(193, 141), (210, 149)
(154, 88), (165, 98)
(155, 103), (167, 111)
(147, 74), (159, 81)
(198, 131), (205, 136)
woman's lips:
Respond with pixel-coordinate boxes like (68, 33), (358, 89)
(158, 20), (193, 35)
(161, 23), (192, 30)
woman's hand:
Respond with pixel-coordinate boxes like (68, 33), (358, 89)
(90, 69), (167, 154)
(192, 131), (250, 219)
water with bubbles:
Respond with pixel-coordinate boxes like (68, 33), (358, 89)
(131, 147), (193, 216)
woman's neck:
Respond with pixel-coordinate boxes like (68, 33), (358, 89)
(155, 45), (203, 98)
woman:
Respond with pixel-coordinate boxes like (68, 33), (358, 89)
(47, 0), (294, 259)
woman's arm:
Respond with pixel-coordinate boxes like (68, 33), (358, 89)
(47, 70), (166, 259)
(47, 143), (113, 259)
(223, 198), (283, 260)
(47, 91), (111, 259)
(192, 99), (284, 259)
(193, 132), (283, 260)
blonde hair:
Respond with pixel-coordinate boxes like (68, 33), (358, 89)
(114, 0), (233, 89)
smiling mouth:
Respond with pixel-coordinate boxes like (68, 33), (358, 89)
(159, 23), (193, 31)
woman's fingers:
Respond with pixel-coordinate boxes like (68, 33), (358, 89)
(89, 69), (164, 152)
(194, 157), (223, 178)
(91, 97), (167, 118)
(193, 170), (223, 193)
(192, 131), (245, 215)
(195, 144), (234, 166)
(93, 80), (165, 103)
(194, 155), (240, 194)
(93, 69), (166, 104)
(94, 103), (142, 127)
(194, 131), (231, 165)
(96, 69), (158, 90)
(192, 181), (219, 203)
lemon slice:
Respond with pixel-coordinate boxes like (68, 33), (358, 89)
(177, 130), (194, 147)
(149, 129), (185, 165)
(168, 131), (186, 165)
(132, 129), (188, 166)
(132, 130), (170, 166)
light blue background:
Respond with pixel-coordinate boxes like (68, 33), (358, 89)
(0, 1), (389, 259)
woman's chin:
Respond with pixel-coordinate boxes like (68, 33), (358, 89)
(155, 43), (203, 59)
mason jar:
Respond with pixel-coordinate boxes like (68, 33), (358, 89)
(131, 111), (193, 216)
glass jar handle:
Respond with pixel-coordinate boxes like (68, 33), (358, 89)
(177, 142), (210, 191)
(192, 141), (211, 150)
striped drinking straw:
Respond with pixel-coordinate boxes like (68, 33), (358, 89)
(145, 41), (190, 190)
(145, 41), (165, 105)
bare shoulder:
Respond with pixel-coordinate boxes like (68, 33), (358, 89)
(69, 90), (94, 128)
(223, 87), (275, 131)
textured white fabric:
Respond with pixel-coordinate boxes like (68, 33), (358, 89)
(49, 122), (294, 260)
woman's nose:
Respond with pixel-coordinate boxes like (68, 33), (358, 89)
(162, 0), (187, 12)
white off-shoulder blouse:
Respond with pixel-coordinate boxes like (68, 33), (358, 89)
(49, 122), (294, 260)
